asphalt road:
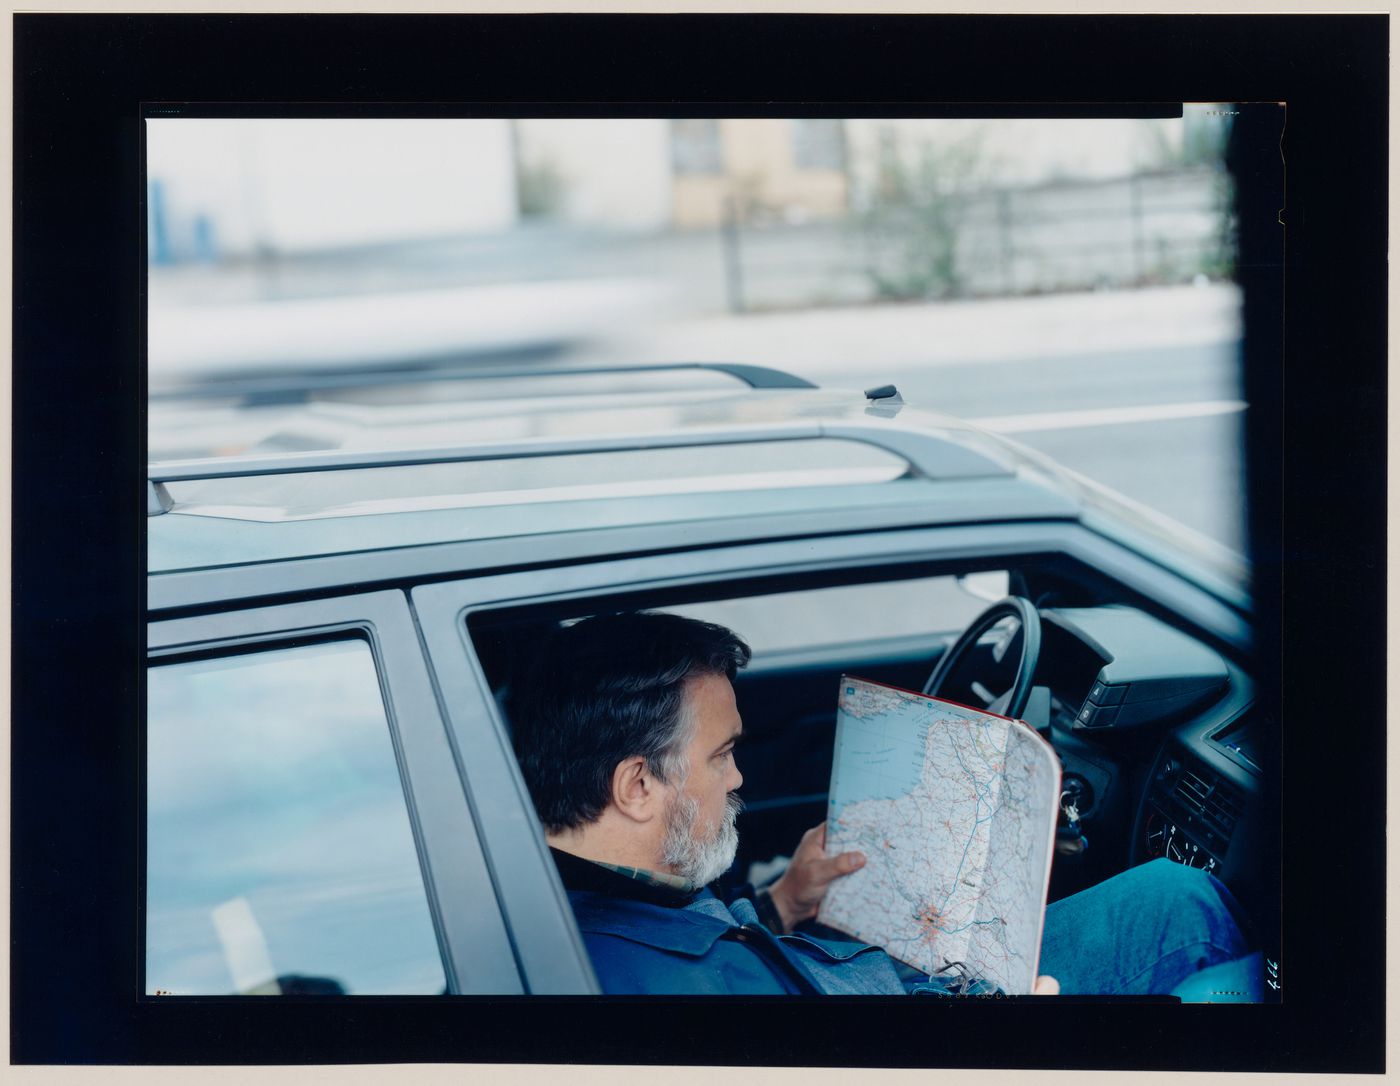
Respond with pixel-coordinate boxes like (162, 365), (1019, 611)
(857, 340), (1247, 553)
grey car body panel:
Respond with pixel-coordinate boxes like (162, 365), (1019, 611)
(410, 587), (601, 994)
(148, 476), (1067, 573)
(147, 496), (1248, 643)
(148, 391), (1247, 611)
(413, 522), (1250, 655)
(146, 591), (524, 994)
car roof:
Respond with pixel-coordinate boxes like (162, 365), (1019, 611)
(150, 382), (1019, 471)
(147, 375), (1249, 612)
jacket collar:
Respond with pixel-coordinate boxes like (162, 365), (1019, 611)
(550, 846), (697, 909)
(550, 847), (743, 957)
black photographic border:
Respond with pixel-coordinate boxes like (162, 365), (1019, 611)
(11, 12), (1386, 1072)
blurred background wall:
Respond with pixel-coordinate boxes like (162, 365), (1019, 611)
(146, 109), (1246, 554)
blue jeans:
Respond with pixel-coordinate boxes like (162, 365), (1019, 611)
(824, 857), (1251, 997)
(1036, 858), (1251, 995)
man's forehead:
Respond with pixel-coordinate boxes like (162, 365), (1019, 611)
(684, 672), (742, 735)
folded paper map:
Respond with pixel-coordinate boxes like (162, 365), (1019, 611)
(818, 676), (1061, 995)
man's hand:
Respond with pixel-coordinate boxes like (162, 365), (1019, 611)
(1033, 975), (1060, 995)
(766, 822), (866, 933)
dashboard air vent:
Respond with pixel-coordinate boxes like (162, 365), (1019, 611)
(1173, 764), (1244, 836)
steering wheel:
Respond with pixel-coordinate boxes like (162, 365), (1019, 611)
(922, 596), (1042, 719)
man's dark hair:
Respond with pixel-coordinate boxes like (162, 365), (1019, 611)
(509, 611), (751, 834)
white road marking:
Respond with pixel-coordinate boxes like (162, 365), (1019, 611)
(968, 399), (1247, 434)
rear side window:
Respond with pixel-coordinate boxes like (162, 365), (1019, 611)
(146, 639), (444, 995)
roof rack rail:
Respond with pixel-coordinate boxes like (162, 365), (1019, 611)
(150, 362), (816, 404)
(146, 419), (1012, 515)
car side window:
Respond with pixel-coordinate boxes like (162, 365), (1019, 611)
(146, 638), (444, 995)
(666, 571), (1010, 654)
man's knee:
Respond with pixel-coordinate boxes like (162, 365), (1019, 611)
(1128, 859), (1247, 951)
(1138, 857), (1226, 899)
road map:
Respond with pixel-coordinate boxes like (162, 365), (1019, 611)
(818, 676), (1061, 995)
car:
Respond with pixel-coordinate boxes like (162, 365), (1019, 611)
(145, 362), (1269, 997)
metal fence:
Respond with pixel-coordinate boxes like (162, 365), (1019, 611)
(720, 165), (1235, 313)
(150, 166), (1234, 317)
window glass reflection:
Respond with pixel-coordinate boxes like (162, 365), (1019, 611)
(146, 639), (444, 994)
(666, 571), (1010, 654)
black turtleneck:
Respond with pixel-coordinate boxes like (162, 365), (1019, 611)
(549, 847), (696, 908)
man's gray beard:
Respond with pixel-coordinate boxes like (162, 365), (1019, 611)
(661, 790), (742, 887)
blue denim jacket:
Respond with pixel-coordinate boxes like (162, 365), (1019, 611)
(562, 851), (1251, 997)
(568, 884), (911, 995)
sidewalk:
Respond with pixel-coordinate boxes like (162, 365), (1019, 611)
(581, 282), (1242, 376)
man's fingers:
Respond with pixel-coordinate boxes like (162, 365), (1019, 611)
(821, 851), (865, 879)
(1033, 975), (1060, 996)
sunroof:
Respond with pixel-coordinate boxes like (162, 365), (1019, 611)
(161, 438), (911, 521)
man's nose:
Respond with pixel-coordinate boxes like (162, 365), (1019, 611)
(730, 762), (744, 790)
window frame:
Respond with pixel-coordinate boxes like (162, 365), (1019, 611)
(145, 589), (522, 995)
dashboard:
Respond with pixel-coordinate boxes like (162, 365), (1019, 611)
(1034, 605), (1265, 908)
(1134, 682), (1260, 884)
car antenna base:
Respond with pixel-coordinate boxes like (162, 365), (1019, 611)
(865, 384), (904, 403)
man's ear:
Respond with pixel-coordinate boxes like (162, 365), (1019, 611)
(611, 756), (661, 823)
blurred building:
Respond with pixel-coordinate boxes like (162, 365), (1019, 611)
(667, 118), (850, 229)
(147, 115), (1211, 263)
(512, 118), (852, 231)
(148, 119), (521, 262)
(513, 117), (1190, 231)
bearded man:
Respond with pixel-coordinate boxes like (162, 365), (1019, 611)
(509, 611), (1253, 996)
